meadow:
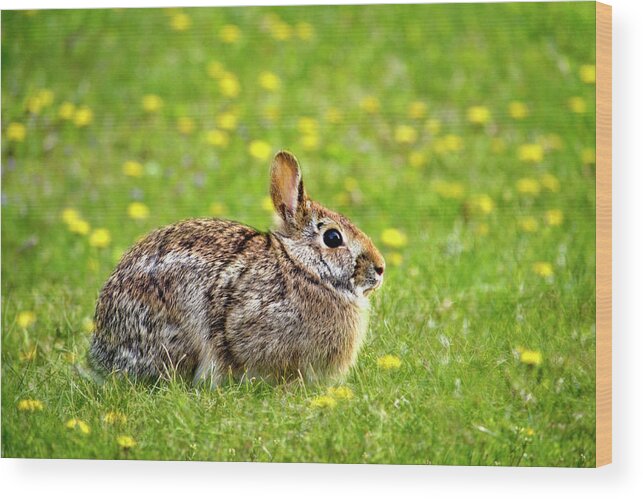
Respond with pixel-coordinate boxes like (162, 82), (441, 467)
(1, 3), (597, 466)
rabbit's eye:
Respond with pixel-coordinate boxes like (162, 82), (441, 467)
(323, 228), (343, 248)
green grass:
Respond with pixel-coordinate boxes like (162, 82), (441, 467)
(1, 3), (597, 466)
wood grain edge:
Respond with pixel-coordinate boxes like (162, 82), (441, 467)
(595, 1), (612, 468)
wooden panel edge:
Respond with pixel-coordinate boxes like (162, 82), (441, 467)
(595, 1), (612, 468)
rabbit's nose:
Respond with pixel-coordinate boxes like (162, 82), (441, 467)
(374, 266), (384, 276)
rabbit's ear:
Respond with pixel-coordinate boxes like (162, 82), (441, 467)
(270, 151), (307, 223)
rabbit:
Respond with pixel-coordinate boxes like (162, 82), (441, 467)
(89, 150), (385, 386)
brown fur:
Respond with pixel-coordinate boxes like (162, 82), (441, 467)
(89, 151), (385, 385)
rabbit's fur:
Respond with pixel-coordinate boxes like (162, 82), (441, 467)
(89, 151), (385, 385)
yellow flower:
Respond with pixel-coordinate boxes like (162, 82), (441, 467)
(170, 12), (191, 31)
(17, 399), (44, 412)
(467, 105), (490, 125)
(532, 261), (553, 278)
(17, 311), (36, 328)
(74, 106), (93, 127)
(516, 177), (541, 196)
(310, 395), (337, 409)
(103, 411), (127, 425)
(58, 102), (76, 120)
(117, 435), (137, 449)
(216, 111), (238, 131)
(433, 180), (465, 200)
(408, 101), (428, 119)
(68, 218), (90, 235)
(471, 194), (495, 215)
(568, 96), (587, 114)
(425, 118), (442, 135)
(519, 348), (543, 366)
(434, 134), (463, 154)
(579, 64), (596, 84)
(324, 107), (343, 124)
(219, 72), (241, 98)
(261, 196), (274, 212)
(82, 317), (95, 333)
(381, 228), (408, 249)
(540, 173), (560, 192)
(259, 71), (281, 91)
(62, 207), (81, 224)
(206, 129), (229, 148)
(271, 21), (293, 41)
(360, 96), (380, 114)
(142, 94), (163, 113)
(377, 354), (402, 370)
(128, 202), (150, 220)
(7, 122), (27, 142)
(207, 61), (225, 79)
(523, 427), (536, 437)
(508, 101), (529, 119)
(394, 125), (418, 145)
(177, 117), (195, 135)
(387, 252), (404, 267)
(581, 147), (596, 165)
(518, 143), (544, 163)
(545, 209), (564, 226)
(219, 24), (241, 44)
(301, 134), (320, 151)
(249, 140), (271, 161)
(19, 345), (38, 362)
(209, 201), (226, 217)
(519, 216), (539, 233)
(295, 22), (314, 40)
(66, 418), (90, 435)
(122, 160), (144, 177)
(89, 228), (111, 248)
(408, 150), (428, 168)
(298, 117), (318, 135)
(327, 386), (354, 400)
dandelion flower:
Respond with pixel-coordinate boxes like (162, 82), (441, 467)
(170, 12), (191, 31)
(209, 201), (226, 217)
(471, 194), (495, 215)
(518, 143), (544, 163)
(66, 418), (91, 435)
(467, 105), (490, 125)
(579, 64), (596, 84)
(433, 180), (465, 200)
(82, 317), (95, 333)
(7, 122), (27, 142)
(300, 133), (320, 151)
(532, 262), (553, 278)
(17, 399), (44, 412)
(545, 209), (564, 226)
(408, 150), (428, 169)
(74, 106), (93, 127)
(58, 102), (76, 120)
(177, 117), (195, 135)
(381, 228), (408, 249)
(298, 117), (318, 135)
(122, 160), (144, 177)
(259, 71), (281, 91)
(219, 72), (241, 98)
(69, 218), (90, 235)
(434, 134), (463, 154)
(328, 386), (354, 400)
(142, 94), (163, 113)
(17, 311), (37, 328)
(394, 125), (418, 145)
(219, 24), (241, 44)
(387, 252), (404, 267)
(360, 96), (380, 114)
(261, 196), (274, 212)
(271, 21), (293, 41)
(568, 96), (587, 114)
(310, 395), (337, 409)
(117, 435), (137, 449)
(508, 101), (529, 119)
(89, 228), (111, 248)
(206, 129), (229, 148)
(516, 178), (541, 196)
(249, 140), (271, 161)
(207, 61), (225, 79)
(408, 101), (428, 119)
(61, 207), (81, 224)
(581, 148), (596, 165)
(103, 411), (127, 425)
(540, 173), (560, 192)
(519, 349), (543, 366)
(128, 202), (150, 220)
(377, 354), (402, 370)
(295, 21), (314, 40)
(519, 217), (539, 233)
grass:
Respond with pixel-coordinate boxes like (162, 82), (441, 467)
(1, 3), (597, 466)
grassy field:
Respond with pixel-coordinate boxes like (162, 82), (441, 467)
(1, 3), (597, 466)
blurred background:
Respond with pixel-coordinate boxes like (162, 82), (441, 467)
(2, 4), (598, 465)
